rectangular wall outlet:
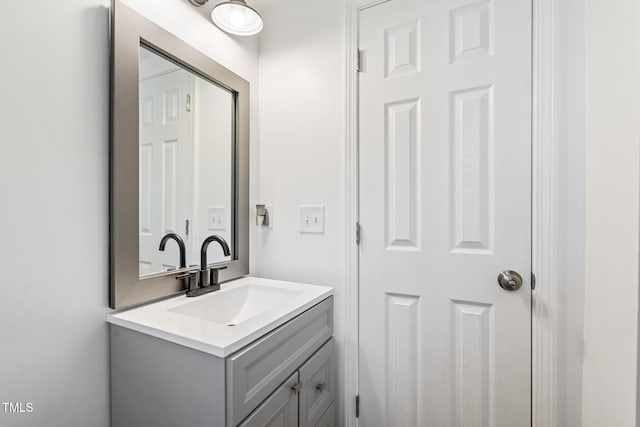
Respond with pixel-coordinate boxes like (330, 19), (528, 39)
(208, 207), (226, 231)
(299, 205), (325, 234)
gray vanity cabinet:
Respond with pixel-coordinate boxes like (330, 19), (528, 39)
(315, 403), (336, 427)
(110, 296), (334, 427)
(238, 338), (335, 427)
(239, 373), (299, 427)
(226, 297), (334, 425)
(299, 339), (334, 426)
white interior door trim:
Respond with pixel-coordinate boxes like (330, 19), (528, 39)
(531, 0), (559, 426)
(342, 2), (370, 426)
(343, 2), (391, 425)
(343, 0), (559, 426)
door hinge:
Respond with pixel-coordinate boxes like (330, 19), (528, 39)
(356, 395), (360, 418)
(186, 94), (192, 112)
(356, 49), (362, 72)
(356, 222), (361, 245)
(531, 272), (536, 290)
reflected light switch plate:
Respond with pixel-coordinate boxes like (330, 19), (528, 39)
(299, 205), (325, 234)
(208, 207), (226, 231)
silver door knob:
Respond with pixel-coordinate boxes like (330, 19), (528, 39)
(498, 270), (523, 291)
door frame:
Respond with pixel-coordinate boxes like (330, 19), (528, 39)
(343, 0), (559, 425)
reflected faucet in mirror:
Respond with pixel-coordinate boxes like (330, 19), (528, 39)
(158, 233), (186, 270)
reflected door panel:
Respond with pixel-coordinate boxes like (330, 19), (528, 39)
(139, 46), (234, 277)
(139, 65), (193, 275)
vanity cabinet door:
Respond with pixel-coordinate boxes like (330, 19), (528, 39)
(227, 297), (333, 425)
(315, 402), (335, 427)
(299, 338), (334, 427)
(238, 373), (299, 427)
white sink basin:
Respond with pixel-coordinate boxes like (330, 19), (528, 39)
(169, 283), (304, 326)
(107, 277), (333, 357)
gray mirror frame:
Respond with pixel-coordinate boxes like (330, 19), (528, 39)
(110, 0), (249, 309)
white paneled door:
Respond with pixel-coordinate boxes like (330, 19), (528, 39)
(139, 70), (194, 276)
(358, 0), (532, 425)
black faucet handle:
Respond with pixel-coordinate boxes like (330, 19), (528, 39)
(209, 265), (228, 287)
(176, 270), (198, 292)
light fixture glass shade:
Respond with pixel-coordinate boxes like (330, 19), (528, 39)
(211, 1), (263, 36)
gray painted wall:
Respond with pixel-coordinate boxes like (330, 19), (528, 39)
(0, 1), (111, 426)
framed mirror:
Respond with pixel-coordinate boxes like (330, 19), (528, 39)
(110, 0), (249, 309)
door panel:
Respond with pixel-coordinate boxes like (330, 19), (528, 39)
(299, 338), (334, 427)
(358, 0), (532, 425)
(139, 69), (194, 276)
(238, 373), (299, 427)
(315, 402), (335, 427)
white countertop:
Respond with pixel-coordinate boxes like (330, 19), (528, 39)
(107, 276), (333, 358)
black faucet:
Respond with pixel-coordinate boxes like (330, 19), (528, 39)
(158, 233), (186, 269)
(200, 235), (231, 271)
(185, 235), (230, 297)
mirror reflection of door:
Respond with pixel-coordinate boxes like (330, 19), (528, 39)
(139, 53), (193, 276)
(138, 46), (234, 277)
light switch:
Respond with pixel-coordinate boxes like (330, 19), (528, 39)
(299, 205), (325, 234)
(208, 207), (226, 231)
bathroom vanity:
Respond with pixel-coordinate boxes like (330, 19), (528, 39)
(108, 4), (335, 426)
(108, 277), (335, 427)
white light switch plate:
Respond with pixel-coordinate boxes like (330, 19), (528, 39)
(208, 207), (226, 231)
(299, 205), (325, 234)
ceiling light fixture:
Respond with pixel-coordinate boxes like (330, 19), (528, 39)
(188, 0), (264, 37)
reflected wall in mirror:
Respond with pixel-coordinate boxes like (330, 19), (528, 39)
(138, 46), (233, 277)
